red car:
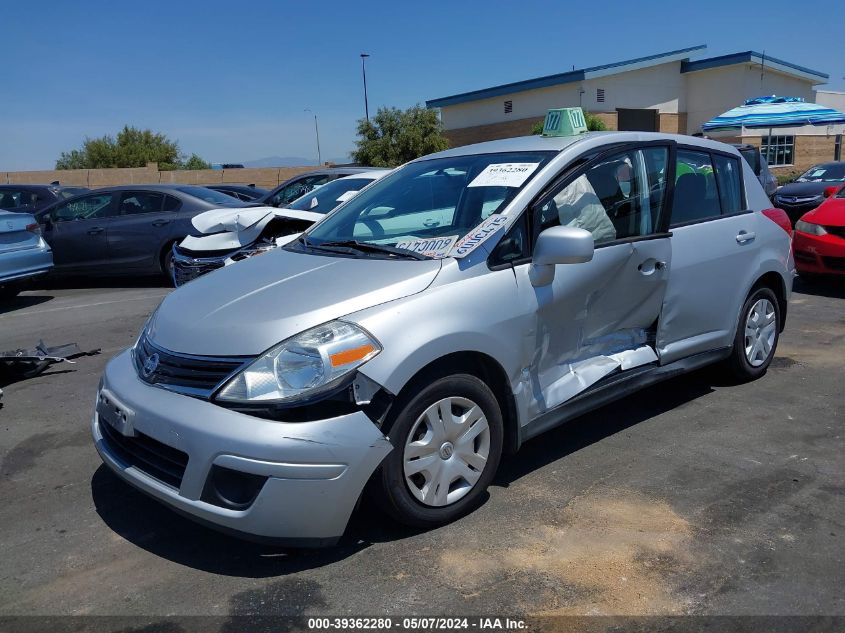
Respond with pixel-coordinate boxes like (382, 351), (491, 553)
(792, 184), (845, 277)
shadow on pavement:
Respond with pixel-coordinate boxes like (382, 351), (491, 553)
(793, 276), (845, 300)
(91, 367), (725, 577)
(0, 293), (54, 315)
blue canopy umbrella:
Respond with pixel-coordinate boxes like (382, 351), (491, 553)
(702, 96), (845, 132)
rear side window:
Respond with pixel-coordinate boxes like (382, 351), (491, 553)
(120, 192), (164, 215)
(713, 154), (743, 215)
(0, 189), (36, 209)
(163, 195), (181, 211)
(670, 151), (721, 226)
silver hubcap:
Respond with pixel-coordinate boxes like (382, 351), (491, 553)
(744, 298), (777, 367)
(403, 396), (490, 507)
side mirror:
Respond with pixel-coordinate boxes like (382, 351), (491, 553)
(823, 186), (838, 198)
(529, 226), (594, 287)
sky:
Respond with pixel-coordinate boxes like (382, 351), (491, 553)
(2, 0), (843, 171)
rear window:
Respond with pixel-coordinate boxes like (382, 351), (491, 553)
(671, 150), (743, 225)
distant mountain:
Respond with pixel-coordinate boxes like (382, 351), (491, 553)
(241, 156), (351, 168)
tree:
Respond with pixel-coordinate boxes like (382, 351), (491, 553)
(182, 154), (212, 170)
(55, 126), (209, 170)
(531, 111), (608, 134)
(352, 105), (449, 167)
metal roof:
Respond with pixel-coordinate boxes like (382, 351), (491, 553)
(426, 45), (707, 108)
(681, 51), (828, 83)
(427, 45), (829, 109)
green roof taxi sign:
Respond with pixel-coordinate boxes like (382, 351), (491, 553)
(542, 107), (588, 137)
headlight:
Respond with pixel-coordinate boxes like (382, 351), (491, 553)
(216, 321), (381, 403)
(794, 220), (827, 236)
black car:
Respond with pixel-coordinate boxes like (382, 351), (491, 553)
(257, 167), (377, 207)
(34, 185), (252, 278)
(773, 162), (845, 225)
(206, 184), (269, 201)
(0, 183), (90, 214)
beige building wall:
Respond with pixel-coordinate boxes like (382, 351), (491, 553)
(815, 90), (845, 112)
(685, 65), (816, 134)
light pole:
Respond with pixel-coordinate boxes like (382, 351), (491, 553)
(304, 108), (321, 166)
(360, 53), (370, 122)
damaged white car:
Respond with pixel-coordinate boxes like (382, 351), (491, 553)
(172, 170), (388, 285)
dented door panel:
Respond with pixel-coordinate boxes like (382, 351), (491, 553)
(513, 237), (671, 420)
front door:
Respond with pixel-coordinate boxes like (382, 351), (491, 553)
(514, 143), (674, 418)
(44, 192), (116, 270)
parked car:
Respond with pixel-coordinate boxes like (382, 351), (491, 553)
(205, 184), (269, 202)
(34, 185), (254, 278)
(773, 161), (845, 225)
(173, 171), (389, 286)
(0, 210), (53, 299)
(257, 167), (381, 208)
(732, 144), (777, 198)
(793, 183), (845, 278)
(0, 183), (89, 215)
(92, 121), (793, 545)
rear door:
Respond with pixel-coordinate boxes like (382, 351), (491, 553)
(657, 147), (758, 362)
(43, 192), (116, 270)
(108, 191), (174, 272)
(513, 142), (674, 415)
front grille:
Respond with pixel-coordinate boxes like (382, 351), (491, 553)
(793, 250), (816, 264)
(172, 252), (226, 286)
(99, 418), (188, 488)
(822, 256), (845, 271)
(134, 334), (252, 398)
(824, 226), (845, 240)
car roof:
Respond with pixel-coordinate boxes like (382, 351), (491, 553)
(0, 183), (87, 189)
(419, 131), (741, 161)
(90, 184), (216, 193)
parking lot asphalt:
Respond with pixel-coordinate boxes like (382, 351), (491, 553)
(0, 278), (843, 621)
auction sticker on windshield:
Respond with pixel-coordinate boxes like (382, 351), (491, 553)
(395, 235), (458, 258)
(451, 215), (509, 258)
(467, 162), (540, 188)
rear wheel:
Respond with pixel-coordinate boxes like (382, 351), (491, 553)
(725, 286), (780, 382)
(374, 374), (503, 528)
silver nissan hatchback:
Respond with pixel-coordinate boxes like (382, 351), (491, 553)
(93, 113), (794, 545)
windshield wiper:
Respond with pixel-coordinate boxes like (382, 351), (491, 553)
(314, 239), (428, 260)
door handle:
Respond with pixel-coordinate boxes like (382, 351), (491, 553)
(87, 227), (104, 235)
(736, 231), (756, 244)
(637, 259), (666, 275)
(423, 219), (439, 228)
(152, 219), (172, 227)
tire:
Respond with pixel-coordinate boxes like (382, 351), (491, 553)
(161, 246), (175, 282)
(373, 373), (503, 528)
(725, 286), (781, 382)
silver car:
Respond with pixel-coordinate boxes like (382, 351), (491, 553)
(0, 210), (53, 299)
(92, 124), (794, 545)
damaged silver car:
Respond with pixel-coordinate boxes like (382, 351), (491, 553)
(92, 109), (794, 545)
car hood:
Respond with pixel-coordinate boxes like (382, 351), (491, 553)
(776, 181), (834, 197)
(148, 247), (443, 356)
(802, 197), (845, 227)
(181, 206), (324, 252)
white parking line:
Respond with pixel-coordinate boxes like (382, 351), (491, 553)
(1, 293), (168, 319)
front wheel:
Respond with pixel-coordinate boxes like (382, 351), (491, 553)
(725, 286), (781, 382)
(373, 374), (503, 528)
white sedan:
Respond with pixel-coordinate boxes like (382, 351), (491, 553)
(172, 170), (388, 286)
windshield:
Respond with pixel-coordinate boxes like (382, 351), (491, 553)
(175, 186), (245, 206)
(58, 187), (88, 199)
(796, 164), (845, 183)
(287, 177), (376, 213)
(302, 152), (554, 257)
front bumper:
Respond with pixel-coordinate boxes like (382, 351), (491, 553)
(774, 199), (822, 225)
(793, 231), (845, 276)
(92, 350), (393, 545)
